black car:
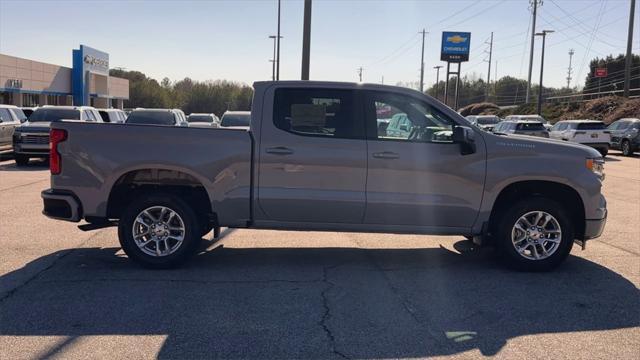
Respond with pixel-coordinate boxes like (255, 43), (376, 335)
(607, 118), (640, 156)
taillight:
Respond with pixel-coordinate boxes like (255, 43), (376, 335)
(50, 129), (67, 175)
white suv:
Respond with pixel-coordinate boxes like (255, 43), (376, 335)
(549, 120), (610, 157)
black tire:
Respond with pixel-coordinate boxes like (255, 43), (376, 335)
(621, 140), (632, 156)
(598, 147), (608, 157)
(494, 197), (574, 272)
(118, 193), (200, 269)
(14, 154), (29, 166)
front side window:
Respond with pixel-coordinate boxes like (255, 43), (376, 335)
(83, 110), (96, 121)
(274, 88), (362, 139)
(367, 91), (454, 143)
(10, 108), (27, 122)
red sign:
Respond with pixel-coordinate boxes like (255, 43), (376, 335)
(595, 68), (608, 77)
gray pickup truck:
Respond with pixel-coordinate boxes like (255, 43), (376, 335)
(41, 81), (607, 271)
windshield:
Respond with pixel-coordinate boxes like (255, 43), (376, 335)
(29, 108), (80, 122)
(221, 113), (250, 127)
(477, 116), (500, 125)
(188, 115), (213, 123)
(126, 111), (176, 125)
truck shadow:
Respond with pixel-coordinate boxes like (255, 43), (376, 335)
(1, 242), (638, 359)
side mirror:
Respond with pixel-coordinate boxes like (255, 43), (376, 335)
(452, 126), (476, 155)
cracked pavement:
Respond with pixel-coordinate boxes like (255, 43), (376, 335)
(0, 154), (639, 359)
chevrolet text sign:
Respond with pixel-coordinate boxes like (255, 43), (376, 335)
(441, 31), (471, 62)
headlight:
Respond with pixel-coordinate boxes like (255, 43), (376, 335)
(586, 158), (605, 180)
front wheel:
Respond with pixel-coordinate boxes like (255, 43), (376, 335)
(621, 140), (633, 156)
(494, 197), (574, 271)
(118, 193), (200, 269)
(598, 147), (608, 157)
(14, 154), (29, 166)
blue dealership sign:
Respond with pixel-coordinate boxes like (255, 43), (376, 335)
(72, 45), (110, 106)
(441, 32), (471, 62)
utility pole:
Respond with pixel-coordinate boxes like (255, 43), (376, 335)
(536, 30), (553, 115)
(566, 49), (574, 89)
(623, 0), (636, 97)
(301, 0), (312, 80)
(485, 32), (493, 102)
(269, 35), (277, 80)
(526, 0), (541, 103)
(276, 0), (282, 80)
(357, 67), (364, 82)
(434, 65), (443, 100)
(419, 29), (427, 92)
(381, 75), (384, 84)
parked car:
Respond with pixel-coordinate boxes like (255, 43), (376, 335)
(607, 118), (640, 156)
(98, 108), (127, 123)
(549, 120), (610, 157)
(187, 113), (220, 128)
(125, 108), (188, 127)
(42, 81), (607, 271)
(20, 107), (37, 120)
(505, 114), (551, 129)
(12, 105), (102, 166)
(466, 115), (501, 131)
(0, 105), (26, 155)
(493, 120), (549, 138)
(220, 111), (251, 128)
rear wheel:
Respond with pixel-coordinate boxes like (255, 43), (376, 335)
(621, 140), (632, 156)
(118, 193), (200, 269)
(494, 197), (574, 271)
(14, 154), (29, 166)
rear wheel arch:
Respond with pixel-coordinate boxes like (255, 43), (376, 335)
(488, 180), (586, 240)
(106, 168), (215, 229)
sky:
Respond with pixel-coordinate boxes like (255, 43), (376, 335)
(0, 0), (638, 90)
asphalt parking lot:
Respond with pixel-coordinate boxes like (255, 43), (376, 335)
(0, 153), (638, 359)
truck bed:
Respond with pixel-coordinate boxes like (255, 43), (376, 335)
(50, 121), (253, 226)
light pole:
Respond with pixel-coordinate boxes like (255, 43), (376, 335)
(301, 0), (312, 80)
(433, 65), (443, 100)
(535, 29), (553, 115)
(269, 36), (277, 80)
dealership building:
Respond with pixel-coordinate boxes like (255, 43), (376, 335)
(0, 45), (129, 109)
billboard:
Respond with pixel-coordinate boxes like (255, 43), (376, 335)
(595, 68), (608, 77)
(441, 32), (471, 62)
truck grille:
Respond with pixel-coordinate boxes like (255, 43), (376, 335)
(22, 135), (50, 144)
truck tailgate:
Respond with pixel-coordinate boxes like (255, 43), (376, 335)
(50, 122), (253, 226)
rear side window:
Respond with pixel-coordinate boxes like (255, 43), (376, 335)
(577, 122), (605, 130)
(83, 110), (97, 121)
(99, 111), (110, 122)
(517, 122), (544, 131)
(0, 108), (12, 122)
(273, 88), (362, 139)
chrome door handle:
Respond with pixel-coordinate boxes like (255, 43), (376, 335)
(265, 146), (294, 155)
(372, 151), (399, 159)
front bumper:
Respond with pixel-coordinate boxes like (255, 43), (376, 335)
(584, 209), (607, 240)
(41, 189), (82, 222)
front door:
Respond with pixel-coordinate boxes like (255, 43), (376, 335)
(363, 90), (486, 229)
(257, 87), (367, 223)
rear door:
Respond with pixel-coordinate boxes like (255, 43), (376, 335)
(362, 90), (486, 229)
(257, 87), (367, 223)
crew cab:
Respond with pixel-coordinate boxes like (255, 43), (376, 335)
(125, 108), (188, 126)
(41, 81), (607, 271)
(549, 120), (610, 157)
(13, 105), (102, 166)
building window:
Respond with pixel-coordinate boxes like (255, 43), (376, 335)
(23, 94), (39, 107)
(47, 95), (60, 106)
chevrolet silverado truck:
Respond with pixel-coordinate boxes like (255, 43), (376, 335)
(41, 81), (607, 271)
